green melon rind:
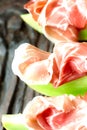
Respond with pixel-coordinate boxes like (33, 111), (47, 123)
(28, 76), (87, 96)
(2, 114), (29, 130)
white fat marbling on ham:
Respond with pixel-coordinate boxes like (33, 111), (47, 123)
(53, 42), (87, 86)
(23, 95), (87, 130)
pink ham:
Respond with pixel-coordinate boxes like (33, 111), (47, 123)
(68, 0), (87, 28)
(12, 42), (87, 87)
(24, 0), (87, 43)
(24, 0), (47, 21)
(12, 43), (55, 85)
(52, 42), (87, 86)
(23, 94), (87, 130)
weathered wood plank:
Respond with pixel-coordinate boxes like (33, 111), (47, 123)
(37, 34), (50, 51)
(22, 86), (35, 111)
(0, 39), (6, 81)
(8, 79), (26, 114)
(0, 44), (17, 124)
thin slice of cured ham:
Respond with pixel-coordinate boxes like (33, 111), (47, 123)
(12, 42), (87, 87)
(12, 43), (56, 85)
(53, 42), (87, 86)
(24, 0), (87, 43)
(23, 94), (87, 130)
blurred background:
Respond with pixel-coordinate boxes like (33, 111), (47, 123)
(0, 0), (53, 129)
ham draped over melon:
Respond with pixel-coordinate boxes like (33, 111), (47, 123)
(23, 94), (87, 130)
(12, 42), (87, 87)
(2, 1), (87, 130)
(24, 0), (87, 43)
(9, 1), (87, 130)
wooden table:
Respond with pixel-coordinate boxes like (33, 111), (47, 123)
(0, 1), (53, 129)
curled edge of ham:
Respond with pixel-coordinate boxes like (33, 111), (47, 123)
(12, 43), (54, 85)
(23, 94), (87, 130)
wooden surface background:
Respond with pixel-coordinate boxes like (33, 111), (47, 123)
(0, 1), (53, 129)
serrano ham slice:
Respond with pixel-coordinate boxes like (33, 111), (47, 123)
(12, 42), (87, 87)
(24, 0), (87, 43)
(23, 94), (87, 130)
(53, 42), (87, 86)
(12, 43), (54, 85)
